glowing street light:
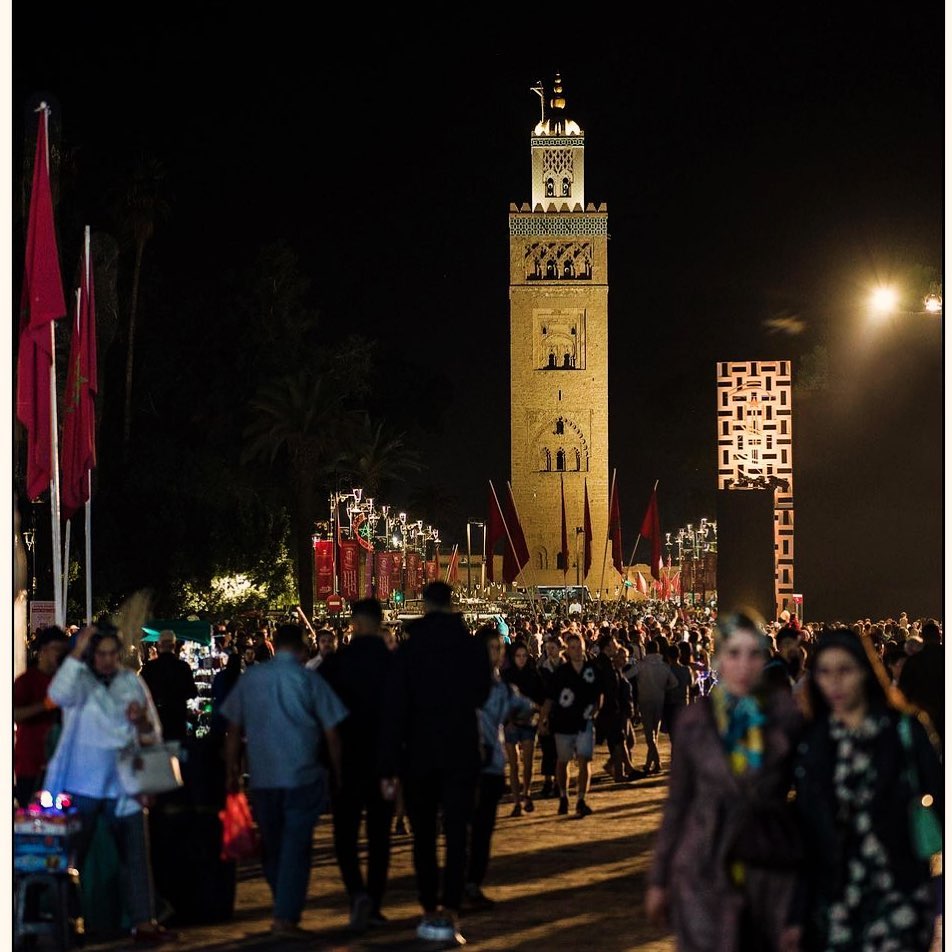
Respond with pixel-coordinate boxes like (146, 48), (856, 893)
(869, 285), (898, 316)
(923, 293), (942, 313)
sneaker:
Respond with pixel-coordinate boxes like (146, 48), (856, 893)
(540, 779), (553, 798)
(349, 892), (372, 932)
(464, 883), (496, 909)
(602, 759), (614, 776)
(368, 909), (389, 928)
(394, 818), (407, 835)
(523, 796), (534, 813)
(510, 802), (522, 817)
(576, 799), (593, 817)
(417, 915), (460, 942)
(557, 795), (569, 815)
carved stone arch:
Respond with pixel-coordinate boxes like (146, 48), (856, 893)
(531, 415), (590, 472)
(541, 447), (552, 471)
(535, 547), (549, 571)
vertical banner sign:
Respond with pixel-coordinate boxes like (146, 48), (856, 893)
(425, 560), (439, 582)
(405, 552), (421, 597)
(363, 550), (375, 598)
(389, 551), (404, 595)
(376, 551), (393, 600)
(314, 540), (334, 600)
(416, 555), (426, 592)
(339, 540), (360, 601)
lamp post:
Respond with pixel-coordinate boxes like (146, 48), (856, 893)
(574, 526), (584, 586)
(466, 521), (484, 597)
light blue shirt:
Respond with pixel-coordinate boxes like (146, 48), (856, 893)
(220, 651), (348, 789)
(479, 676), (533, 775)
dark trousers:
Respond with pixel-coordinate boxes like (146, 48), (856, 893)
(402, 768), (478, 914)
(539, 732), (557, 777)
(250, 780), (323, 923)
(466, 773), (505, 887)
(331, 773), (394, 912)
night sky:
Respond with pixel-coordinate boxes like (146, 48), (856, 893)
(11, 9), (945, 618)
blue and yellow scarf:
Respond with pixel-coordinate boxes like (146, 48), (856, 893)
(710, 684), (766, 775)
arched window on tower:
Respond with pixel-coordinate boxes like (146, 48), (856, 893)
(555, 418), (564, 435)
(574, 448), (581, 471)
(562, 177), (570, 197)
(548, 351), (556, 368)
(546, 260), (557, 279)
(541, 448), (552, 471)
(556, 449), (565, 471)
(563, 259), (574, 279)
(546, 178), (555, 197)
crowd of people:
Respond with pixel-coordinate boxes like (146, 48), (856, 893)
(13, 589), (944, 948)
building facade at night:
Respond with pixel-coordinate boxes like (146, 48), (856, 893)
(509, 76), (610, 589)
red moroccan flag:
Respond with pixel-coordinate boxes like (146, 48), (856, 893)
(17, 105), (67, 501)
(313, 540), (334, 599)
(583, 478), (593, 578)
(639, 485), (662, 580)
(503, 483), (530, 585)
(608, 472), (623, 575)
(559, 476), (569, 575)
(485, 482), (506, 583)
(61, 231), (98, 520)
(636, 571), (648, 595)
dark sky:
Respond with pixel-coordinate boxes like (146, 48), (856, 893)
(12, 10), (945, 616)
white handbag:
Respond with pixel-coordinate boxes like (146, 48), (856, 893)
(116, 741), (184, 796)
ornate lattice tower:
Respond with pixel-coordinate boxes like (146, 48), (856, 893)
(509, 75), (609, 588)
(716, 360), (795, 616)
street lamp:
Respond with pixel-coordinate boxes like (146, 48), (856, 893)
(466, 521), (484, 597)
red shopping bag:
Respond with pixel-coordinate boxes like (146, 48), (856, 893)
(219, 791), (260, 862)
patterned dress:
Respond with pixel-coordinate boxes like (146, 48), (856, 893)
(822, 714), (934, 952)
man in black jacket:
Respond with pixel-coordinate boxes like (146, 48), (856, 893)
(318, 599), (394, 932)
(379, 582), (493, 946)
(140, 630), (198, 741)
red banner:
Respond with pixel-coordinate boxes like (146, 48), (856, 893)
(425, 560), (439, 581)
(376, 551), (393, 600)
(314, 540), (334, 600)
(389, 551), (404, 595)
(406, 552), (422, 597)
(363, 550), (375, 597)
(339, 539), (360, 601)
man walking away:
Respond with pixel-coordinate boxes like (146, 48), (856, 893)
(634, 638), (677, 774)
(319, 599), (395, 932)
(222, 623), (347, 939)
(139, 629), (198, 742)
(379, 582), (493, 946)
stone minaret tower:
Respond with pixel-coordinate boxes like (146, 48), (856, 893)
(509, 75), (610, 589)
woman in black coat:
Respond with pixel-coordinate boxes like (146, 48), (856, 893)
(791, 627), (942, 951)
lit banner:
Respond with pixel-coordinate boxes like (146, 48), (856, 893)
(363, 550), (375, 598)
(314, 540), (334, 600)
(339, 540), (360, 601)
(425, 560), (439, 582)
(376, 551), (393, 600)
(389, 551), (404, 595)
(406, 552), (422, 597)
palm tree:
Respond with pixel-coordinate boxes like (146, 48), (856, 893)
(242, 369), (358, 618)
(408, 482), (461, 534)
(112, 155), (171, 458)
(345, 418), (424, 499)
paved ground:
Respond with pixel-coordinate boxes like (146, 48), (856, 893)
(75, 735), (678, 951)
(34, 730), (943, 952)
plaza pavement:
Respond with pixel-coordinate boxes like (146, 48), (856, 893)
(80, 735), (678, 951)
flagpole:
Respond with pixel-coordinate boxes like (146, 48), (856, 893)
(505, 481), (544, 616)
(50, 319), (64, 628)
(83, 228), (93, 625)
(443, 544), (458, 583)
(597, 469), (617, 613)
(618, 478), (659, 612)
(62, 519), (71, 615)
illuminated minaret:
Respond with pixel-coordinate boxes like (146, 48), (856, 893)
(508, 75), (610, 589)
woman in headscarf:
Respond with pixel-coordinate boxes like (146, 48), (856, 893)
(646, 609), (803, 951)
(789, 626), (942, 951)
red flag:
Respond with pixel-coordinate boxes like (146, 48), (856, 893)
(583, 479), (593, 578)
(485, 482), (506, 583)
(660, 569), (670, 600)
(17, 105), (67, 501)
(447, 547), (460, 585)
(608, 473), (623, 575)
(636, 571), (648, 595)
(639, 486), (662, 580)
(61, 232), (98, 520)
(559, 476), (569, 575)
(503, 484), (530, 584)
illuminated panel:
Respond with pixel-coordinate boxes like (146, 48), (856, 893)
(717, 361), (795, 616)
